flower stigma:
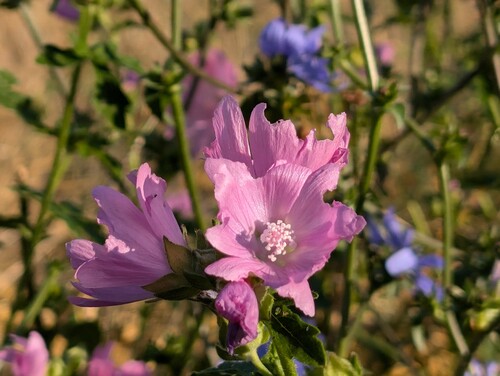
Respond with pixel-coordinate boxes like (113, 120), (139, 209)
(260, 220), (296, 262)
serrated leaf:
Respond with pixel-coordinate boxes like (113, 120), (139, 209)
(37, 45), (82, 67)
(163, 237), (195, 274)
(192, 361), (259, 375)
(267, 305), (326, 367)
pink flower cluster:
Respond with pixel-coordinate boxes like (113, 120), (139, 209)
(66, 95), (365, 354)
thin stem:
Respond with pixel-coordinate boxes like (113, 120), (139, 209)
(126, 0), (237, 93)
(338, 0), (382, 353)
(168, 0), (205, 232)
(30, 65), (82, 249)
(438, 162), (469, 357)
(171, 0), (182, 50)
(169, 87), (205, 231)
(18, 265), (61, 333)
(328, 0), (344, 46)
(248, 351), (274, 376)
(351, 0), (379, 93)
(19, 4), (67, 97)
(477, 0), (500, 94)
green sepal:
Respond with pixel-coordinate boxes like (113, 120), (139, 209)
(163, 237), (196, 275)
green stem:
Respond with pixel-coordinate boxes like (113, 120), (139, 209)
(338, 0), (382, 354)
(248, 351), (274, 376)
(125, 0), (237, 93)
(437, 162), (469, 357)
(168, 0), (205, 232)
(18, 265), (61, 333)
(328, 0), (344, 46)
(170, 89), (205, 231)
(19, 3), (67, 97)
(30, 65), (81, 249)
(351, 0), (379, 93)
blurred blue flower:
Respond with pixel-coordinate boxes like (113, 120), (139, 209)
(465, 359), (500, 376)
(259, 18), (333, 92)
(367, 208), (444, 300)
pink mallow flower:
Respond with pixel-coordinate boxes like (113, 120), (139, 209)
(0, 331), (49, 376)
(204, 158), (365, 316)
(204, 96), (350, 182)
(215, 281), (259, 354)
(88, 342), (151, 376)
(66, 163), (185, 306)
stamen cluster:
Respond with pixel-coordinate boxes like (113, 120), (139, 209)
(260, 220), (295, 262)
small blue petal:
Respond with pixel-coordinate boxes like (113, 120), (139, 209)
(365, 217), (386, 246)
(418, 254), (444, 269)
(383, 208), (414, 249)
(259, 18), (288, 57)
(288, 55), (333, 92)
(385, 247), (418, 276)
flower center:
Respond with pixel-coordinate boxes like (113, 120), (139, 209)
(259, 220), (296, 262)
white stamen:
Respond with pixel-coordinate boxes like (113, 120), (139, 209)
(260, 220), (296, 262)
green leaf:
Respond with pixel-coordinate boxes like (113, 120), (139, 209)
(260, 341), (289, 376)
(93, 67), (130, 129)
(192, 361), (259, 375)
(0, 70), (26, 108)
(388, 102), (405, 129)
(37, 45), (82, 67)
(309, 352), (364, 376)
(267, 305), (326, 367)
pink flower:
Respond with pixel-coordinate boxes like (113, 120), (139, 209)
(166, 49), (238, 155)
(0, 331), (49, 376)
(204, 159), (365, 316)
(204, 96), (350, 181)
(215, 281), (259, 354)
(66, 163), (185, 306)
(88, 342), (151, 376)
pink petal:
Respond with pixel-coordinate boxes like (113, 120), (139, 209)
(66, 239), (103, 269)
(205, 257), (272, 281)
(93, 186), (161, 256)
(134, 163), (185, 246)
(69, 283), (153, 306)
(248, 103), (302, 177)
(206, 159), (267, 233)
(275, 280), (315, 316)
(204, 96), (253, 168)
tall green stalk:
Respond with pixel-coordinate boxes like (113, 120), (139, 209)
(437, 161), (469, 357)
(338, 0), (382, 355)
(168, 0), (205, 232)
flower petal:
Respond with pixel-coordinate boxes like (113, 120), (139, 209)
(275, 279), (315, 316)
(385, 247), (418, 276)
(248, 103), (303, 177)
(133, 163), (185, 246)
(204, 96), (253, 169)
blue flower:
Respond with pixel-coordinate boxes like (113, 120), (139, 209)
(259, 18), (333, 92)
(367, 208), (444, 300)
(465, 359), (500, 376)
